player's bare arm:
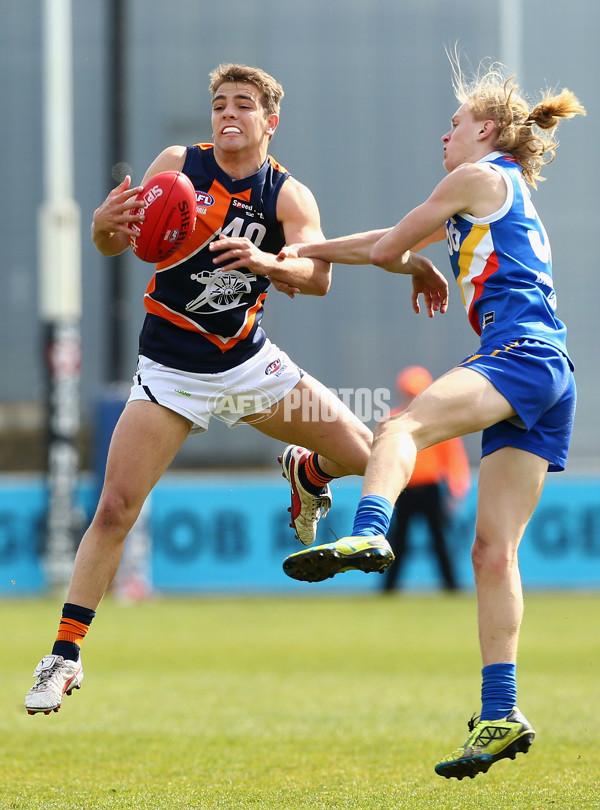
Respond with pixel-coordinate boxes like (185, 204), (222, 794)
(209, 177), (332, 297)
(288, 228), (392, 265)
(140, 145), (187, 184)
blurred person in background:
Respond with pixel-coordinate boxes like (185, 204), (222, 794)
(382, 365), (470, 593)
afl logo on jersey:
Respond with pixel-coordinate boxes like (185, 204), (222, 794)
(196, 191), (215, 215)
(265, 359), (282, 376)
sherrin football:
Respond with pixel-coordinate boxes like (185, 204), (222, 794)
(128, 170), (196, 263)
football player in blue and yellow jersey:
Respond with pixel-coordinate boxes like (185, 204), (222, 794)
(282, 58), (585, 780)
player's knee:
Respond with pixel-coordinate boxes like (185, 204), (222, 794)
(471, 533), (518, 578)
(373, 417), (397, 445)
(93, 488), (142, 538)
(372, 416), (418, 465)
(373, 410), (415, 441)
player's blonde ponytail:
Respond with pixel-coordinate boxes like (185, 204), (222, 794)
(450, 53), (586, 187)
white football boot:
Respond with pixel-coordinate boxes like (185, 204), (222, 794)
(25, 654), (83, 715)
(279, 445), (332, 546)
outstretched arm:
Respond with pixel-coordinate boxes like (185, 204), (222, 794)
(280, 221), (450, 316)
(285, 228), (393, 265)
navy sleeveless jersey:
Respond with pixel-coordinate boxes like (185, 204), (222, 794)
(139, 144), (290, 372)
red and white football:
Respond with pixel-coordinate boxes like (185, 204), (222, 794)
(128, 170), (196, 263)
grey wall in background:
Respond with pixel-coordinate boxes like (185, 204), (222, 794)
(1, 0), (597, 469)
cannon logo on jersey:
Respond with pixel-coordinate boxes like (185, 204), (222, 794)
(186, 269), (253, 315)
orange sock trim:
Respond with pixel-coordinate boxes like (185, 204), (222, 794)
(305, 453), (334, 488)
(55, 618), (90, 646)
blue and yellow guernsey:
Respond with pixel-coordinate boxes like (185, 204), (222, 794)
(446, 151), (569, 358)
(139, 144), (290, 373)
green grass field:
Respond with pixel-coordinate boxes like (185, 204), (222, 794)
(2, 591), (599, 809)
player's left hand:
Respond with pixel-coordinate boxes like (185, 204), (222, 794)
(209, 234), (270, 274)
(268, 277), (301, 298)
(405, 253), (449, 317)
(411, 269), (448, 317)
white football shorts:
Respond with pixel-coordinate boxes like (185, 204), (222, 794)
(127, 340), (303, 434)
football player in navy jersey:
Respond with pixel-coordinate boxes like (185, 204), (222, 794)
(25, 63), (443, 717)
(281, 58), (585, 779)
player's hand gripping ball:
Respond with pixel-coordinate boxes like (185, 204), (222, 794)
(128, 171), (196, 262)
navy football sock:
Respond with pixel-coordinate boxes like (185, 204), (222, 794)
(52, 602), (96, 662)
(298, 452), (332, 495)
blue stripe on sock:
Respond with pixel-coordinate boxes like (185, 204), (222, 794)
(480, 662), (517, 721)
(351, 495), (394, 537)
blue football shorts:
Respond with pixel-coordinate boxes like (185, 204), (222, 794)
(459, 339), (576, 472)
